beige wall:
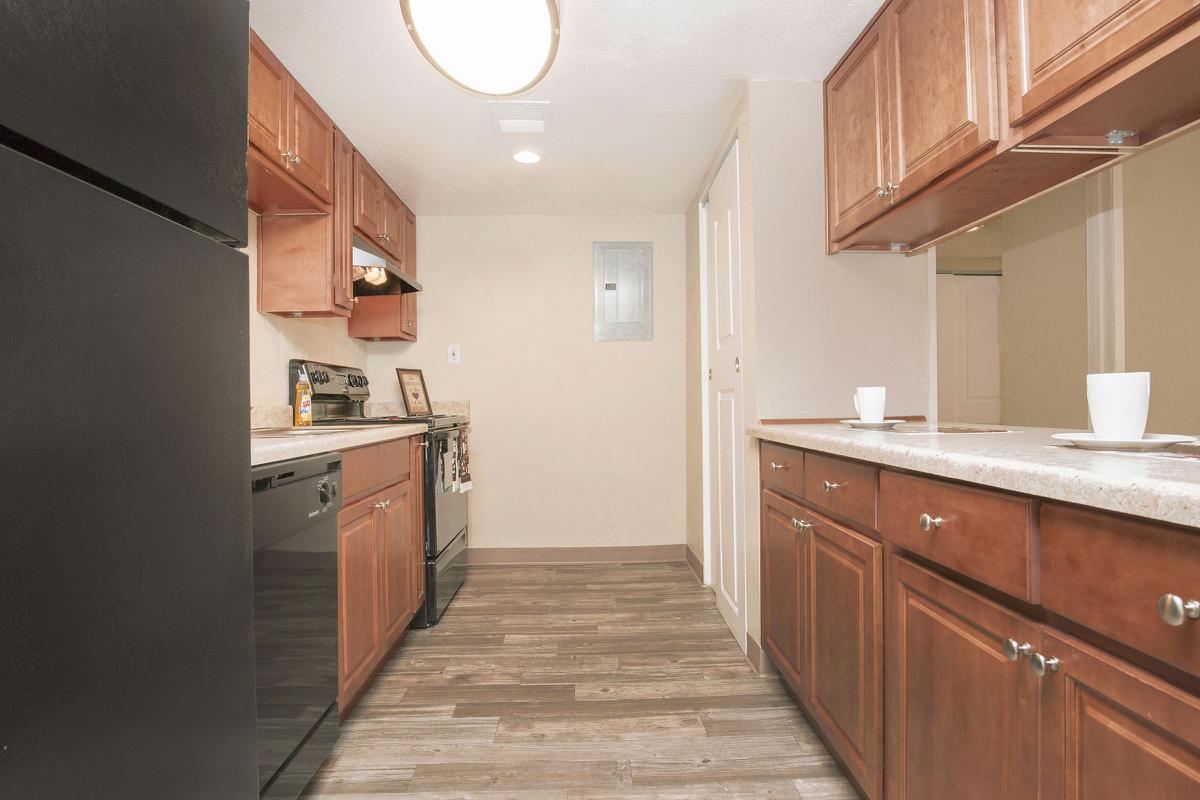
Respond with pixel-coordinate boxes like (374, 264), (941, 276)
(997, 182), (1090, 429)
(1122, 127), (1200, 435)
(361, 215), (688, 552)
(684, 81), (932, 650)
(747, 82), (930, 421)
(245, 212), (369, 408)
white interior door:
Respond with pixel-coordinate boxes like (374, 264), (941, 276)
(705, 142), (746, 650)
(936, 274), (1003, 423)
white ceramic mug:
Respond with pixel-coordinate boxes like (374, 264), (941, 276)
(853, 386), (887, 423)
(1087, 372), (1150, 440)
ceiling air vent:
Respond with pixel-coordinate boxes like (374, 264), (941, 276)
(488, 100), (549, 134)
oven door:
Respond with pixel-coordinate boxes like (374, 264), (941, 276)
(428, 428), (468, 558)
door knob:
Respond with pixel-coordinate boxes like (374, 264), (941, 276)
(918, 513), (944, 532)
(1002, 638), (1033, 662)
(1029, 651), (1060, 677)
(1158, 593), (1200, 626)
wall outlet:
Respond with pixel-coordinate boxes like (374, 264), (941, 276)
(448, 344), (461, 364)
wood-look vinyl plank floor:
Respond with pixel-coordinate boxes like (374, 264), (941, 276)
(303, 562), (858, 799)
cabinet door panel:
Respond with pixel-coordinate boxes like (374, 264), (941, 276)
(379, 480), (414, 649)
(887, 555), (1040, 800)
(338, 504), (380, 706)
(761, 490), (809, 694)
(382, 191), (405, 261)
(287, 80), (334, 203)
(1040, 628), (1200, 799)
(808, 512), (883, 800)
(332, 129), (355, 312)
(887, 0), (999, 198)
(248, 31), (288, 162)
(827, 21), (893, 242)
(353, 153), (384, 243)
(401, 207), (418, 339)
(1005, 0), (1200, 124)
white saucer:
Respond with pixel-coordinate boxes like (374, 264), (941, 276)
(841, 419), (904, 431)
(1051, 432), (1197, 452)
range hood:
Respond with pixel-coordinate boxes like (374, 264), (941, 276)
(352, 236), (421, 294)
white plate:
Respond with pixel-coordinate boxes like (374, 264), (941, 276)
(840, 419), (905, 431)
(1051, 432), (1197, 451)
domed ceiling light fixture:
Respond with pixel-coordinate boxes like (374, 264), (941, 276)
(400, 0), (560, 97)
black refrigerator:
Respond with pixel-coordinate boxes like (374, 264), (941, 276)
(0, 2), (258, 798)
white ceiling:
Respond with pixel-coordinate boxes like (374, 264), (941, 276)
(249, 0), (879, 215)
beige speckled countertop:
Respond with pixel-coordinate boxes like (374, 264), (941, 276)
(251, 423), (427, 467)
(750, 423), (1200, 528)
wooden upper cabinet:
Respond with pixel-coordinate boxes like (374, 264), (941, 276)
(248, 31), (288, 162)
(401, 206), (418, 338)
(885, 0), (999, 199)
(381, 189), (405, 262)
(808, 512), (883, 800)
(887, 555), (1041, 799)
(761, 490), (809, 694)
(353, 153), (385, 243)
(1005, 0), (1200, 125)
(287, 80), (334, 203)
(332, 129), (355, 313)
(826, 19), (893, 242)
(1039, 628), (1200, 799)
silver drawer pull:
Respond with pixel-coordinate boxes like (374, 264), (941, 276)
(822, 480), (841, 493)
(1028, 651), (1060, 677)
(791, 518), (812, 531)
(918, 513), (944, 532)
(1158, 593), (1200, 626)
(1002, 638), (1032, 662)
(769, 462), (788, 472)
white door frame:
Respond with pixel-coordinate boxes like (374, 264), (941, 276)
(700, 137), (746, 649)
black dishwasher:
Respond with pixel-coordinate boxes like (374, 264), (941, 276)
(251, 453), (343, 799)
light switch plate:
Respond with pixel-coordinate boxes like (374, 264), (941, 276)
(448, 344), (461, 364)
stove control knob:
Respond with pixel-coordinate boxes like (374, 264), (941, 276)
(317, 479), (331, 508)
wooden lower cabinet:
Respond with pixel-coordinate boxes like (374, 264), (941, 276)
(807, 512), (882, 799)
(761, 490), (809, 693)
(378, 479), (414, 650)
(886, 554), (1041, 799)
(337, 437), (424, 714)
(1039, 628), (1200, 799)
(337, 501), (381, 710)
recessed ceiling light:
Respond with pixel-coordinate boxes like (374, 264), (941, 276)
(513, 150), (541, 164)
(401, 0), (560, 97)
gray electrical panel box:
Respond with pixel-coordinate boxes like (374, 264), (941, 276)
(593, 241), (653, 342)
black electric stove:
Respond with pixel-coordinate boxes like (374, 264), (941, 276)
(288, 360), (469, 627)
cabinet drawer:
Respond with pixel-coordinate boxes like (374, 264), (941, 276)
(761, 442), (804, 498)
(342, 438), (413, 502)
(803, 453), (878, 530)
(879, 471), (1037, 601)
(1042, 503), (1200, 679)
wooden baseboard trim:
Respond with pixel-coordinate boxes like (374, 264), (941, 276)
(685, 545), (703, 583)
(759, 414), (927, 425)
(467, 544), (687, 566)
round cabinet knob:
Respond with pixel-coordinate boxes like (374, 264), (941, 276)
(918, 513), (944, 532)
(769, 462), (787, 472)
(1002, 638), (1033, 662)
(875, 186), (888, 198)
(791, 518), (812, 531)
(1029, 652), (1060, 677)
(1157, 593), (1200, 626)
(822, 480), (841, 493)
